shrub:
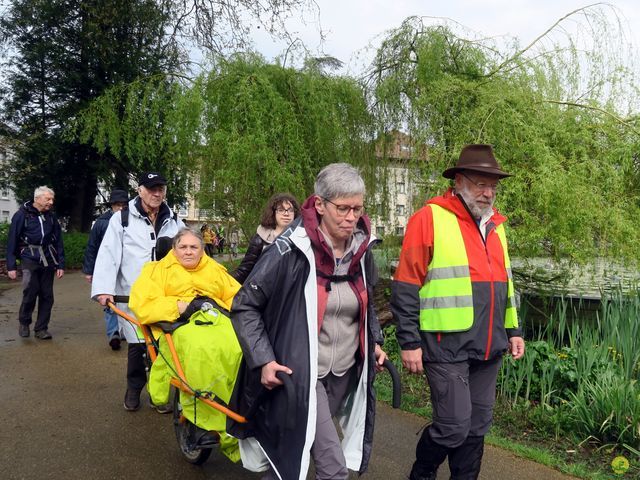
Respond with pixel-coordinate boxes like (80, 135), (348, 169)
(0, 221), (9, 241)
(62, 232), (89, 269)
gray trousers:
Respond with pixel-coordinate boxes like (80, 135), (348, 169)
(425, 358), (501, 448)
(310, 370), (354, 479)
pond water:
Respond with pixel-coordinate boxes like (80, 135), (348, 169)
(512, 257), (640, 300)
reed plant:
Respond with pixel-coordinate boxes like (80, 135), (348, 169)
(497, 288), (640, 470)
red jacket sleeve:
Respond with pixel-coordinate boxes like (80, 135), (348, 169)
(391, 205), (433, 349)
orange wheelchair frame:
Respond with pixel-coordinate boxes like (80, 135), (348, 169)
(109, 300), (248, 465)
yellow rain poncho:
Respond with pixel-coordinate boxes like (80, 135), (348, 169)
(129, 250), (242, 461)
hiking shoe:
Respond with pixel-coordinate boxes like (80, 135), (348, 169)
(108, 333), (121, 351)
(151, 401), (173, 414)
(123, 389), (141, 411)
(149, 396), (173, 414)
(19, 324), (30, 338)
(189, 423), (220, 446)
(34, 329), (52, 340)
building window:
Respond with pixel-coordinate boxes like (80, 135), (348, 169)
(395, 204), (405, 216)
(1, 189), (9, 200)
(395, 226), (405, 236)
(199, 209), (213, 220)
(397, 181), (406, 194)
(376, 226), (385, 236)
(1, 210), (10, 222)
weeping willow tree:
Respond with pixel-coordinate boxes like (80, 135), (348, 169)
(367, 5), (640, 264)
(73, 75), (204, 206)
(73, 53), (374, 236)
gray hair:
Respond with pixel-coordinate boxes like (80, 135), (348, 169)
(34, 186), (54, 200)
(314, 163), (365, 200)
(172, 227), (204, 249)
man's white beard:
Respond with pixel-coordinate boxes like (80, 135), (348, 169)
(457, 185), (494, 219)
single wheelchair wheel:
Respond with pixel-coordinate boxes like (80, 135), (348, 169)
(172, 386), (213, 465)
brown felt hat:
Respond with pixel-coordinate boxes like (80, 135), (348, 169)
(442, 144), (512, 179)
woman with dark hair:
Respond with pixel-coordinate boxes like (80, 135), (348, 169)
(232, 193), (300, 283)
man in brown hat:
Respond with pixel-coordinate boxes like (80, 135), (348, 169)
(391, 144), (525, 480)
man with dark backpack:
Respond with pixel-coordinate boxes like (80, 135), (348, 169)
(91, 172), (183, 412)
(7, 186), (65, 340)
(82, 188), (129, 350)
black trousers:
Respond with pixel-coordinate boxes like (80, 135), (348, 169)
(127, 343), (148, 391)
(18, 259), (55, 332)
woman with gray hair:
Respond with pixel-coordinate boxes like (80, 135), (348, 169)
(228, 163), (387, 479)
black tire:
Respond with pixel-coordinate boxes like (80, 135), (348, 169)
(172, 387), (213, 465)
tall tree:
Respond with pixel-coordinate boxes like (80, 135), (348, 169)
(0, 0), (182, 230)
(0, 0), (313, 230)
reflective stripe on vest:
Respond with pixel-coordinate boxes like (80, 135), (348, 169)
(419, 204), (519, 332)
(495, 225), (519, 329)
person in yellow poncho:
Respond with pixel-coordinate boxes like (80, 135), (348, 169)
(129, 227), (242, 461)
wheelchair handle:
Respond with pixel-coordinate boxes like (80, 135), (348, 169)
(245, 370), (296, 431)
(382, 358), (402, 409)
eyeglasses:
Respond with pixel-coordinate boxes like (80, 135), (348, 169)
(275, 207), (294, 215)
(461, 173), (500, 193)
(322, 197), (365, 218)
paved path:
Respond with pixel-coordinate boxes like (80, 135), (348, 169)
(0, 271), (577, 479)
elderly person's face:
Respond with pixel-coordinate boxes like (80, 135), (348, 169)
(314, 194), (364, 246)
(33, 192), (54, 212)
(274, 200), (295, 229)
(173, 232), (204, 269)
(455, 171), (500, 219)
(111, 202), (127, 213)
(138, 185), (166, 212)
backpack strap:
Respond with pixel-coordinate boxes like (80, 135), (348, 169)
(121, 208), (129, 228)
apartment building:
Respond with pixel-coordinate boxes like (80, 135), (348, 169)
(370, 130), (428, 237)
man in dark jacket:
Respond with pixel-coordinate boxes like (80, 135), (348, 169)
(7, 186), (65, 340)
(82, 188), (128, 350)
(391, 145), (525, 480)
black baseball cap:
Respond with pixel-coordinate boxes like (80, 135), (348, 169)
(138, 172), (167, 188)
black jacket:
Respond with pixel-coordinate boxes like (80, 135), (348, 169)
(227, 210), (383, 479)
(231, 233), (267, 283)
(82, 210), (114, 275)
(7, 202), (64, 270)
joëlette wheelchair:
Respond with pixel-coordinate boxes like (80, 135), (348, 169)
(108, 296), (298, 465)
(108, 296), (401, 466)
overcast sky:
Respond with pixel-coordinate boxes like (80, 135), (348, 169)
(247, 0), (640, 75)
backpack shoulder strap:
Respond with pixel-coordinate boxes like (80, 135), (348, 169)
(121, 208), (129, 228)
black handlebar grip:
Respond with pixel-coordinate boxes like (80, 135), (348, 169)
(245, 370), (296, 430)
(382, 358), (402, 409)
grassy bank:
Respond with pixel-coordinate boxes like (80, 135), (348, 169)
(374, 290), (640, 479)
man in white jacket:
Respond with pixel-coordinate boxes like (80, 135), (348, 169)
(91, 172), (184, 411)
